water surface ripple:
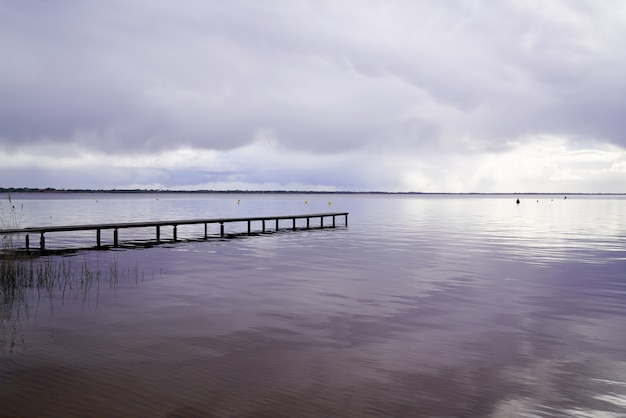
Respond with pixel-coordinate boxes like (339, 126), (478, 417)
(1, 193), (626, 417)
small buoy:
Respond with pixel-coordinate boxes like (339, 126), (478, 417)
(304, 200), (308, 205)
(564, 196), (567, 199)
(237, 199), (240, 205)
(516, 199), (520, 204)
(328, 201), (332, 206)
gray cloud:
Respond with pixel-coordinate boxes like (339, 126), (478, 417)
(1, 0), (625, 191)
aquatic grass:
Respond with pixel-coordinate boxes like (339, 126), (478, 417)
(1, 254), (146, 353)
(0, 193), (23, 252)
(0, 194), (133, 297)
(1, 195), (149, 352)
(2, 255), (144, 311)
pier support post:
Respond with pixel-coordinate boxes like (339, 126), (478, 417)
(114, 229), (119, 247)
(275, 219), (279, 230)
(293, 218), (296, 230)
(40, 232), (45, 250)
(220, 222), (224, 237)
(345, 214), (348, 227)
(173, 225), (177, 241)
(248, 220), (251, 235)
(262, 220), (265, 233)
(332, 215), (336, 228)
(97, 229), (101, 248)
(25, 234), (30, 251)
(306, 217), (310, 229)
(204, 223), (208, 239)
(320, 216), (324, 228)
(156, 225), (160, 243)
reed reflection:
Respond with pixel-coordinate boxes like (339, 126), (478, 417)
(0, 253), (147, 352)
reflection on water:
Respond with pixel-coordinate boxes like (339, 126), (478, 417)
(0, 253), (149, 356)
(1, 194), (626, 417)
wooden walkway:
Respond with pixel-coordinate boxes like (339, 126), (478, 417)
(0, 212), (348, 251)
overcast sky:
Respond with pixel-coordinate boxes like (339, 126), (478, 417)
(1, 0), (625, 192)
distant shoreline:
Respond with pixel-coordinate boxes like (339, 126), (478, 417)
(0, 187), (624, 196)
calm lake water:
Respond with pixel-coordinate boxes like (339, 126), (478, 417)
(1, 192), (626, 417)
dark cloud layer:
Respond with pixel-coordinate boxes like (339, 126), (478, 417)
(1, 0), (625, 191)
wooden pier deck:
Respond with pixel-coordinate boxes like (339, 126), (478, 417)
(0, 212), (348, 251)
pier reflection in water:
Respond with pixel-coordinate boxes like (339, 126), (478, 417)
(1, 193), (626, 417)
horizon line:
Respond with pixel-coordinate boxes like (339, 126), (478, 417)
(1, 187), (624, 196)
